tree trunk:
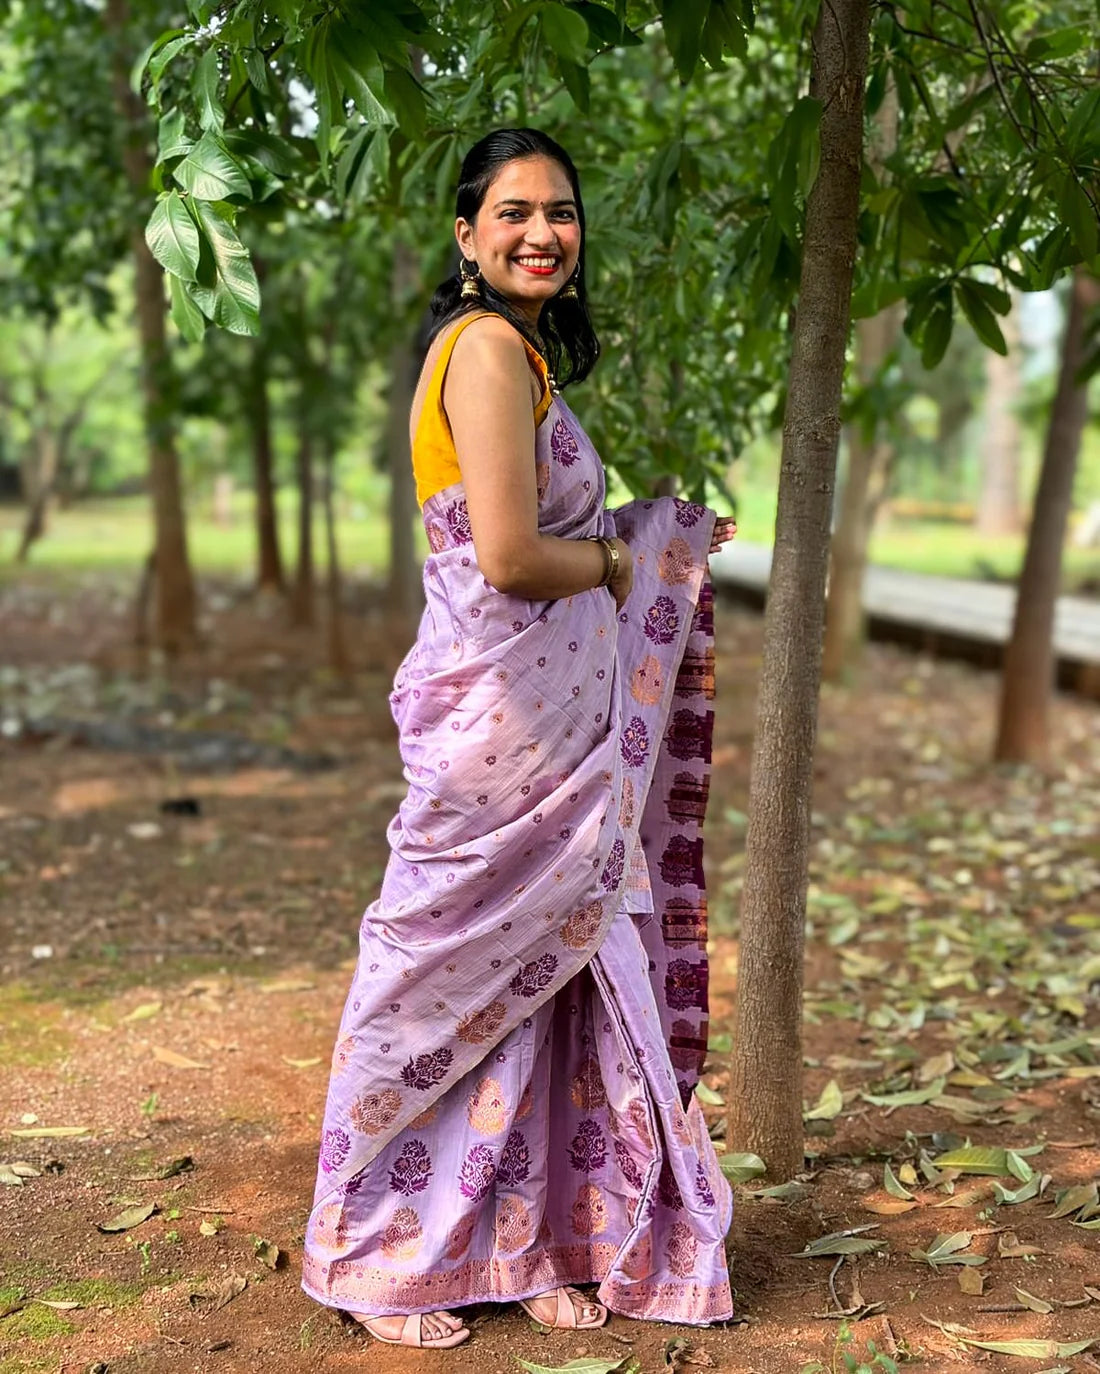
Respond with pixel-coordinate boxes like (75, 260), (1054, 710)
(727, 0), (871, 1180)
(105, 0), (196, 653)
(976, 296), (1022, 535)
(384, 241), (424, 642)
(16, 429), (60, 562)
(249, 343), (285, 593)
(322, 443), (350, 676)
(822, 309), (900, 682)
(994, 271), (1100, 764)
(822, 79), (900, 684)
(290, 422), (315, 626)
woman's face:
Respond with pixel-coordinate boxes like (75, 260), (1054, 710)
(456, 155), (582, 326)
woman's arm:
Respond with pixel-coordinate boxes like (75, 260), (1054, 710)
(444, 315), (632, 606)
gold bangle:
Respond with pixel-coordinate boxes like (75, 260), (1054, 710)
(591, 537), (613, 587)
(602, 537), (620, 585)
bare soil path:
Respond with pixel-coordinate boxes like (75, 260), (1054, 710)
(3, 576), (1100, 1374)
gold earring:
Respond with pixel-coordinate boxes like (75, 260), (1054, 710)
(460, 260), (482, 299)
(560, 270), (579, 300)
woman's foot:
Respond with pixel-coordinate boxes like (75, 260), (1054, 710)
(519, 1286), (608, 1329)
(353, 1311), (470, 1347)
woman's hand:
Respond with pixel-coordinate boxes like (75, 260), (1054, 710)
(608, 538), (633, 611)
(710, 516), (737, 554)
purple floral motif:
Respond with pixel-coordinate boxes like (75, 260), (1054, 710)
(614, 1140), (644, 1191)
(674, 499), (706, 528)
(665, 708), (714, 762)
(497, 1129), (531, 1186)
(659, 835), (704, 888)
(643, 595), (680, 646)
(600, 836), (626, 891)
(569, 1119), (608, 1172)
(549, 417), (580, 466)
(666, 958), (708, 1011)
(400, 1045), (455, 1090)
(320, 1126), (350, 1174)
(341, 1168), (366, 1197)
(508, 951), (559, 998)
(695, 1160), (716, 1207)
(458, 1143), (497, 1202)
(658, 1158), (684, 1210)
(620, 716), (650, 769)
(445, 499), (473, 546)
(389, 1140), (434, 1196)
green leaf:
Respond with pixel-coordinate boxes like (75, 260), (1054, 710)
(145, 192), (201, 280)
(956, 281), (1007, 355)
(540, 5), (590, 65)
(992, 1173), (1043, 1205)
(796, 1231), (885, 1258)
(1060, 176), (1098, 261)
(148, 34), (194, 94)
(717, 1152), (767, 1183)
(694, 1081), (724, 1106)
(932, 1146), (1015, 1176)
(921, 296), (954, 370)
(157, 108), (192, 162)
(382, 64), (427, 141)
(662, 0), (709, 81)
(910, 1231), (985, 1266)
(1006, 1150), (1033, 1183)
(884, 1163), (915, 1200)
(190, 200), (261, 327)
(862, 1076), (945, 1110)
(130, 27), (186, 94)
(805, 1079), (843, 1121)
(1049, 1181), (1098, 1219)
(174, 133), (252, 201)
(193, 47), (224, 133)
(169, 274), (206, 342)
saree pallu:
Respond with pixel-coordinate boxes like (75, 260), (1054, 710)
(301, 391), (733, 1325)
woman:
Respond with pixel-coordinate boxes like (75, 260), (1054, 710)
(301, 128), (737, 1350)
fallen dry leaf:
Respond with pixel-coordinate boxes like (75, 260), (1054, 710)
(151, 1046), (210, 1070)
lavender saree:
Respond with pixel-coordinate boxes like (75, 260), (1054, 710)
(301, 386), (734, 1326)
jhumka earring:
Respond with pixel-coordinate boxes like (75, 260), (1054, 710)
(459, 260), (482, 299)
(559, 271), (579, 300)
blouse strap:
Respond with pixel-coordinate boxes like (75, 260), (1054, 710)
(430, 311), (553, 424)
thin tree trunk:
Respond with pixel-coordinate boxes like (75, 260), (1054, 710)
(249, 342), (285, 592)
(822, 79), (900, 684)
(994, 271), (1100, 764)
(976, 297), (1022, 535)
(290, 420), (315, 627)
(322, 443), (350, 676)
(16, 429), (60, 562)
(727, 0), (871, 1180)
(384, 242), (423, 641)
(105, 0), (196, 653)
(822, 310), (900, 681)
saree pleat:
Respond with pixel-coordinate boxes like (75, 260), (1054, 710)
(301, 392), (734, 1325)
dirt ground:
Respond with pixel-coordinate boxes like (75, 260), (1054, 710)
(2, 572), (1100, 1374)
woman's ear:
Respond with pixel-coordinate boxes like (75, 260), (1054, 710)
(455, 219), (476, 261)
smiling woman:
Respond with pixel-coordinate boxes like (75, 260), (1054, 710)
(300, 127), (737, 1352)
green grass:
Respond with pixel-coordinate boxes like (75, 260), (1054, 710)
(0, 488), (411, 582)
(2, 482), (1098, 592)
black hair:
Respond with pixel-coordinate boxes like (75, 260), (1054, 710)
(427, 128), (600, 388)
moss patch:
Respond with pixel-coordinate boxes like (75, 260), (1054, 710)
(38, 1277), (145, 1307)
(0, 1301), (75, 1341)
(0, 984), (72, 1066)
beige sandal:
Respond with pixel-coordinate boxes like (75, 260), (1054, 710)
(355, 1311), (470, 1347)
(518, 1285), (608, 1329)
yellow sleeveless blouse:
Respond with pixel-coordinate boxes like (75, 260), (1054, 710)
(411, 312), (554, 508)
